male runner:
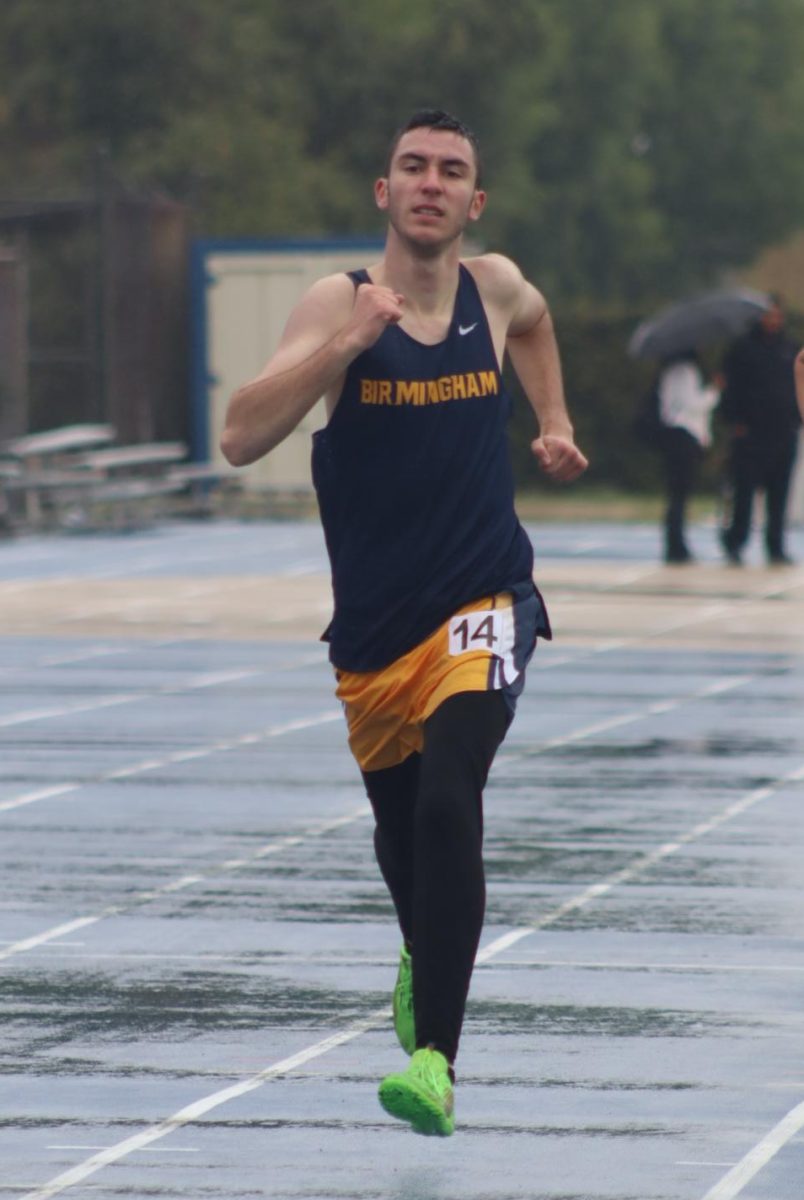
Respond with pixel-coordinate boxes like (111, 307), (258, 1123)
(221, 109), (588, 1136)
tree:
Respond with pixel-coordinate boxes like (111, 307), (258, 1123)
(641, 0), (804, 293)
(2, 0), (804, 302)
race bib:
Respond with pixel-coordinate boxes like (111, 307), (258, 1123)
(448, 609), (503, 656)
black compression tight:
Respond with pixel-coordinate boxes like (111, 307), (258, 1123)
(361, 690), (510, 1066)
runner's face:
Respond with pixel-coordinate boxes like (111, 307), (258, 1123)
(375, 128), (485, 250)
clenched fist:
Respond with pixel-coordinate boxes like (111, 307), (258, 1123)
(531, 434), (589, 483)
(346, 283), (406, 352)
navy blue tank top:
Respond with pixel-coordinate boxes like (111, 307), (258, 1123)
(311, 263), (541, 671)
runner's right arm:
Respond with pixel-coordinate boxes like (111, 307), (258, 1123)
(221, 277), (404, 466)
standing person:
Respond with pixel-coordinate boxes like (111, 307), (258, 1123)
(221, 109), (588, 1136)
(719, 298), (801, 565)
(656, 352), (719, 563)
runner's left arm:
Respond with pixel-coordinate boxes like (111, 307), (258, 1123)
(503, 267), (588, 483)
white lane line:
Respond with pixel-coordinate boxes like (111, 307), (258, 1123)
(679, 1162), (737, 1168)
(514, 673), (754, 756)
(0, 548), (238, 587)
(48, 1144), (200, 1154)
(0, 662), (753, 818)
(0, 798), (366, 963)
(480, 959), (804, 975)
(0, 668), (260, 731)
(0, 708), (341, 815)
(0, 915), (112, 960)
(21, 950), (804, 975)
(0, 645), (117, 677)
(0, 638), (188, 681)
(17, 1020), (380, 1200)
(0, 783), (77, 810)
(0, 552), (788, 728)
(0, 647), (329, 730)
(546, 565), (804, 656)
(0, 670), (758, 957)
(0, 673), (764, 957)
(536, 586), (783, 668)
(476, 760), (804, 962)
(699, 1099), (804, 1199)
(17, 757), (804, 1200)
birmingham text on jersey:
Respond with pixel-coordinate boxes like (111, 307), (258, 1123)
(359, 371), (500, 407)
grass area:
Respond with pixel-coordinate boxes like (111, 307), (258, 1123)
(514, 487), (721, 523)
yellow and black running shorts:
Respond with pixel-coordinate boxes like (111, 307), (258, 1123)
(335, 588), (544, 772)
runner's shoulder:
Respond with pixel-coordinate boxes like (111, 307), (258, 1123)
(465, 250), (528, 292)
(463, 254), (547, 332)
(286, 271), (360, 338)
(305, 270), (361, 308)
(463, 253), (527, 307)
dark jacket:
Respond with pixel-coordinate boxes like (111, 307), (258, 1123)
(720, 325), (800, 445)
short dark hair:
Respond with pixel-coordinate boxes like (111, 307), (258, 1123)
(385, 109), (483, 187)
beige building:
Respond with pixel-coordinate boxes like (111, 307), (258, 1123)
(193, 239), (383, 491)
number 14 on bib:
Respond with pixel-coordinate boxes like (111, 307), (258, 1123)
(449, 610), (502, 655)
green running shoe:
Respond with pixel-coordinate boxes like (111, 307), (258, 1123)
(379, 1047), (455, 1136)
(393, 945), (415, 1055)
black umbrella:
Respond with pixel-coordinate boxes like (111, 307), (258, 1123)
(628, 287), (772, 361)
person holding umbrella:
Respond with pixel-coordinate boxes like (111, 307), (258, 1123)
(628, 288), (767, 564)
(655, 350), (719, 563)
(718, 297), (801, 566)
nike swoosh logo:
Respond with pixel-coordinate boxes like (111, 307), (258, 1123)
(458, 323), (478, 336)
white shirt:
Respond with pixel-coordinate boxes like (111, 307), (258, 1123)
(658, 362), (719, 448)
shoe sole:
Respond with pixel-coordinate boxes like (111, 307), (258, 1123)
(378, 1077), (454, 1136)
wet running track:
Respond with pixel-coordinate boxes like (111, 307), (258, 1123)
(1, 518), (803, 1200)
